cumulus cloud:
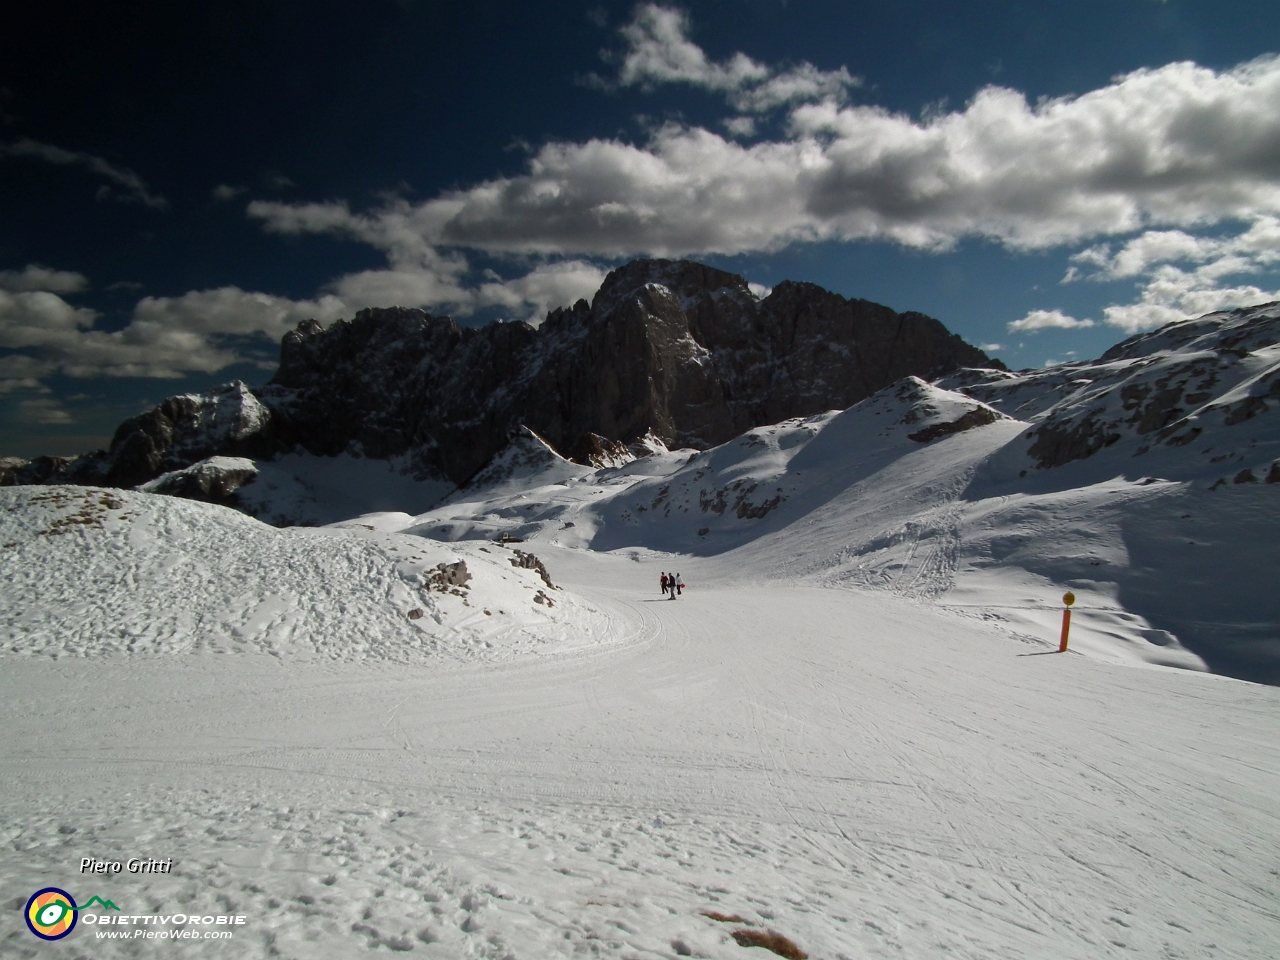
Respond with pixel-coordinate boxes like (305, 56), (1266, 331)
(0, 354), (56, 394)
(474, 260), (608, 322)
(18, 398), (74, 424)
(130, 287), (348, 339)
(211, 184), (246, 201)
(248, 54), (1280, 259)
(0, 289), (99, 349)
(1007, 309), (1095, 332)
(0, 286), (232, 379)
(249, 200), (605, 322)
(1, 138), (168, 208)
(320, 257), (605, 326)
(1068, 217), (1280, 281)
(0, 282), (342, 380)
(786, 55), (1280, 250)
(611, 4), (860, 113)
(1051, 216), (1280, 332)
(0, 264), (89, 294)
(1100, 262), (1280, 333)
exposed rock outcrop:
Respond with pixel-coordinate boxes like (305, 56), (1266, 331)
(951, 302), (1280, 481)
(139, 456), (260, 505)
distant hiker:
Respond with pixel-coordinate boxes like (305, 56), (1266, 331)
(668, 572), (676, 599)
(660, 572), (669, 597)
(676, 574), (684, 596)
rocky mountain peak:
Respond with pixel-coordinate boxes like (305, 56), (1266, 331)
(591, 258), (754, 314)
(3, 258), (1002, 513)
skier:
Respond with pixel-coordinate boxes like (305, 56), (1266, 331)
(660, 572), (669, 597)
(676, 573), (684, 597)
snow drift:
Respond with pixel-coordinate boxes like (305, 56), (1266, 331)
(0, 485), (611, 662)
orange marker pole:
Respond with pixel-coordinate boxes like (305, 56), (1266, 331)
(1059, 591), (1075, 652)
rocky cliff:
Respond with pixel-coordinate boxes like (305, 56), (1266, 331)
(1, 258), (999, 500)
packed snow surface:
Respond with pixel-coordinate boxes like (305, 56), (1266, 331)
(3, 307), (1279, 957)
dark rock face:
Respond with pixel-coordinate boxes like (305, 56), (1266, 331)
(261, 258), (997, 484)
(3, 258), (999, 497)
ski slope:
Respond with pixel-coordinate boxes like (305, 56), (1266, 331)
(2, 497), (1280, 958)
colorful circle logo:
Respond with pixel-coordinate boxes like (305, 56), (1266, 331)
(25, 888), (78, 941)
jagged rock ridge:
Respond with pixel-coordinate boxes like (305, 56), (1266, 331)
(2, 259), (998, 502)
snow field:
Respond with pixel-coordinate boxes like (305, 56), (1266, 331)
(2, 570), (1278, 958)
(0, 486), (615, 663)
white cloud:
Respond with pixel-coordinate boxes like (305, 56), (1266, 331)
(2, 138), (168, 209)
(747, 282), (772, 299)
(248, 53), (1280, 260)
(475, 260), (607, 324)
(0, 290), (98, 349)
(0, 264), (89, 294)
(1007, 309), (1095, 332)
(611, 5), (859, 113)
(248, 199), (607, 322)
(0, 355), (56, 393)
(733, 62), (862, 114)
(1100, 262), (1280, 333)
(212, 184), (246, 201)
(980, 343), (1002, 352)
(613, 6), (767, 94)
(0, 284), (330, 380)
(609, 4), (860, 114)
(18, 398), (73, 424)
(1068, 217), (1280, 281)
(130, 287), (348, 339)
(1055, 217), (1280, 333)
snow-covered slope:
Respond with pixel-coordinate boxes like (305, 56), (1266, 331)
(447, 427), (593, 503)
(0, 485), (611, 662)
(953, 302), (1280, 488)
(397, 308), (1279, 683)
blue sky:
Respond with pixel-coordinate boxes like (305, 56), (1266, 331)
(3, 0), (1280, 457)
